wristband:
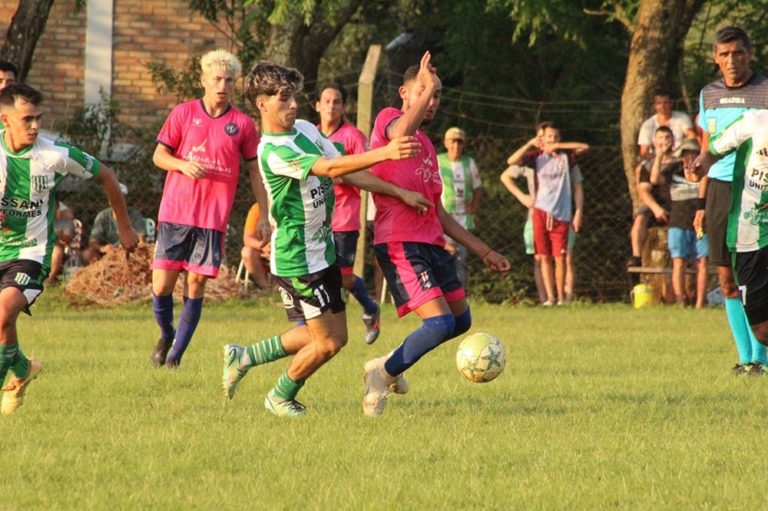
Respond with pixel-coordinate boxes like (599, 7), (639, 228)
(482, 249), (493, 260)
(695, 198), (706, 210)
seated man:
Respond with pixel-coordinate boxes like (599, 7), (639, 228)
(82, 188), (146, 264)
(45, 201), (76, 285)
(241, 202), (271, 290)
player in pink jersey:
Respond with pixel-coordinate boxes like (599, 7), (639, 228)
(315, 83), (381, 344)
(362, 52), (510, 416)
(149, 49), (270, 369)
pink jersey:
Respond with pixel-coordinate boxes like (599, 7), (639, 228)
(156, 99), (259, 231)
(370, 107), (444, 246)
(324, 122), (367, 232)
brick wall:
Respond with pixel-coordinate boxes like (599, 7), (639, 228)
(0, 0), (234, 132)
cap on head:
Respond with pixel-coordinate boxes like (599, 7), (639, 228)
(444, 127), (466, 141)
(675, 138), (700, 157)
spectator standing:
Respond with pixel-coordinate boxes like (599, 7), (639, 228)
(437, 127), (484, 287)
(637, 90), (696, 160)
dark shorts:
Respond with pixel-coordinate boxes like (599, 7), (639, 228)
(0, 260), (45, 315)
(705, 179), (731, 267)
(274, 264), (346, 322)
(735, 248), (768, 325)
(375, 242), (465, 318)
(634, 204), (669, 228)
(333, 231), (359, 276)
(532, 208), (569, 257)
(151, 222), (224, 278)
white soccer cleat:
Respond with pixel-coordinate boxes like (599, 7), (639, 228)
(390, 372), (409, 395)
(363, 356), (396, 416)
(1, 359), (42, 416)
(222, 344), (247, 400)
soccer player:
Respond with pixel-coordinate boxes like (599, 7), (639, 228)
(692, 26), (768, 375)
(0, 84), (139, 414)
(221, 61), (430, 417)
(362, 52), (510, 416)
(149, 49), (270, 369)
(315, 84), (381, 343)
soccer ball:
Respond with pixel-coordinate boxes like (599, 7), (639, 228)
(456, 333), (506, 383)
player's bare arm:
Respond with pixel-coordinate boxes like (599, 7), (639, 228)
(311, 136), (420, 178)
(545, 141), (590, 155)
(96, 165), (139, 251)
(572, 181), (584, 233)
(500, 166), (534, 208)
(246, 159), (272, 242)
(340, 170), (433, 214)
(506, 137), (538, 166)
(153, 144), (206, 180)
(386, 52), (440, 139)
(438, 203), (510, 274)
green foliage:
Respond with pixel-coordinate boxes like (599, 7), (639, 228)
(3, 298), (766, 508)
(146, 54), (204, 103)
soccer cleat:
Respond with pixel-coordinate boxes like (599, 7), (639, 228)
(362, 308), (381, 345)
(363, 356), (396, 416)
(731, 363), (751, 376)
(150, 337), (173, 368)
(222, 344), (247, 399)
(264, 390), (306, 417)
(389, 372), (409, 395)
(748, 363), (768, 377)
(1, 360), (42, 416)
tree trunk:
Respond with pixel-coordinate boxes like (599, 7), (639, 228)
(1, 0), (56, 82)
(265, 0), (363, 113)
(620, 0), (704, 207)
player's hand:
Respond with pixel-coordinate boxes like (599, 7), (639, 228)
(693, 208), (705, 238)
(417, 51), (438, 91)
(482, 250), (510, 275)
(685, 153), (710, 183)
(398, 189), (433, 215)
(653, 208), (669, 223)
(118, 227), (140, 254)
(256, 218), (272, 244)
(179, 160), (206, 180)
(386, 136), (421, 160)
(445, 242), (457, 256)
(572, 211), (583, 233)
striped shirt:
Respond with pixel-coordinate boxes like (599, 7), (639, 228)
(0, 133), (100, 273)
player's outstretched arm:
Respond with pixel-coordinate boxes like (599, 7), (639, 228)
(387, 51), (439, 139)
(340, 170), (433, 214)
(153, 144), (206, 180)
(438, 203), (510, 274)
(311, 136), (420, 178)
(551, 141), (590, 155)
(506, 137), (538, 166)
(96, 164), (139, 252)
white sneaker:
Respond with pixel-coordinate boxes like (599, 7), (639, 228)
(383, 350), (408, 394)
(363, 356), (395, 416)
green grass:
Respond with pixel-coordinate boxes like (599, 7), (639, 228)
(2, 291), (767, 510)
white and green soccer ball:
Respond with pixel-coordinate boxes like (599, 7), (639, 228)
(456, 333), (506, 383)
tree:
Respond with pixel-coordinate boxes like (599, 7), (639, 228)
(0, 0), (56, 82)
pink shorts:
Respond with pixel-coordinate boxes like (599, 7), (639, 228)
(374, 241), (465, 317)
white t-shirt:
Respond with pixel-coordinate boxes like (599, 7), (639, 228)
(637, 111), (693, 151)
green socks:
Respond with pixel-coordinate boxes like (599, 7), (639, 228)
(0, 344), (28, 383)
(242, 336), (287, 369)
(272, 371), (304, 401)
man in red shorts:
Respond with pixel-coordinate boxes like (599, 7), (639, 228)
(362, 52), (510, 416)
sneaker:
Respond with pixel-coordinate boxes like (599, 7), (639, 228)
(732, 363), (751, 376)
(264, 390), (306, 417)
(389, 372), (409, 395)
(1, 360), (42, 416)
(363, 356), (396, 416)
(150, 337), (173, 368)
(626, 256), (642, 267)
(222, 344), (247, 399)
(362, 307), (381, 345)
(748, 363), (768, 377)
(542, 300), (554, 307)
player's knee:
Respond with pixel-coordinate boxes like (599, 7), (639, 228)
(317, 335), (346, 359)
(453, 308), (472, 338)
(424, 314), (456, 346)
(752, 323), (768, 346)
(720, 281), (739, 298)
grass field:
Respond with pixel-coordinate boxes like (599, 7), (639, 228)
(2, 290), (768, 510)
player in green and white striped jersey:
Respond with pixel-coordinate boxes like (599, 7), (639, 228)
(697, 109), (768, 344)
(0, 84), (139, 415)
(220, 61), (430, 416)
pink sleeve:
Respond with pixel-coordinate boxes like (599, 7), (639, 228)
(156, 105), (184, 151)
(349, 128), (368, 155)
(372, 108), (401, 147)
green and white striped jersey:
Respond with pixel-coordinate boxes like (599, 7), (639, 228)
(0, 133), (100, 273)
(259, 120), (340, 277)
(710, 109), (768, 252)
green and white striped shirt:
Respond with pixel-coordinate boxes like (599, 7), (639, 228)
(710, 109), (768, 252)
(0, 133), (100, 272)
(259, 120), (339, 276)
